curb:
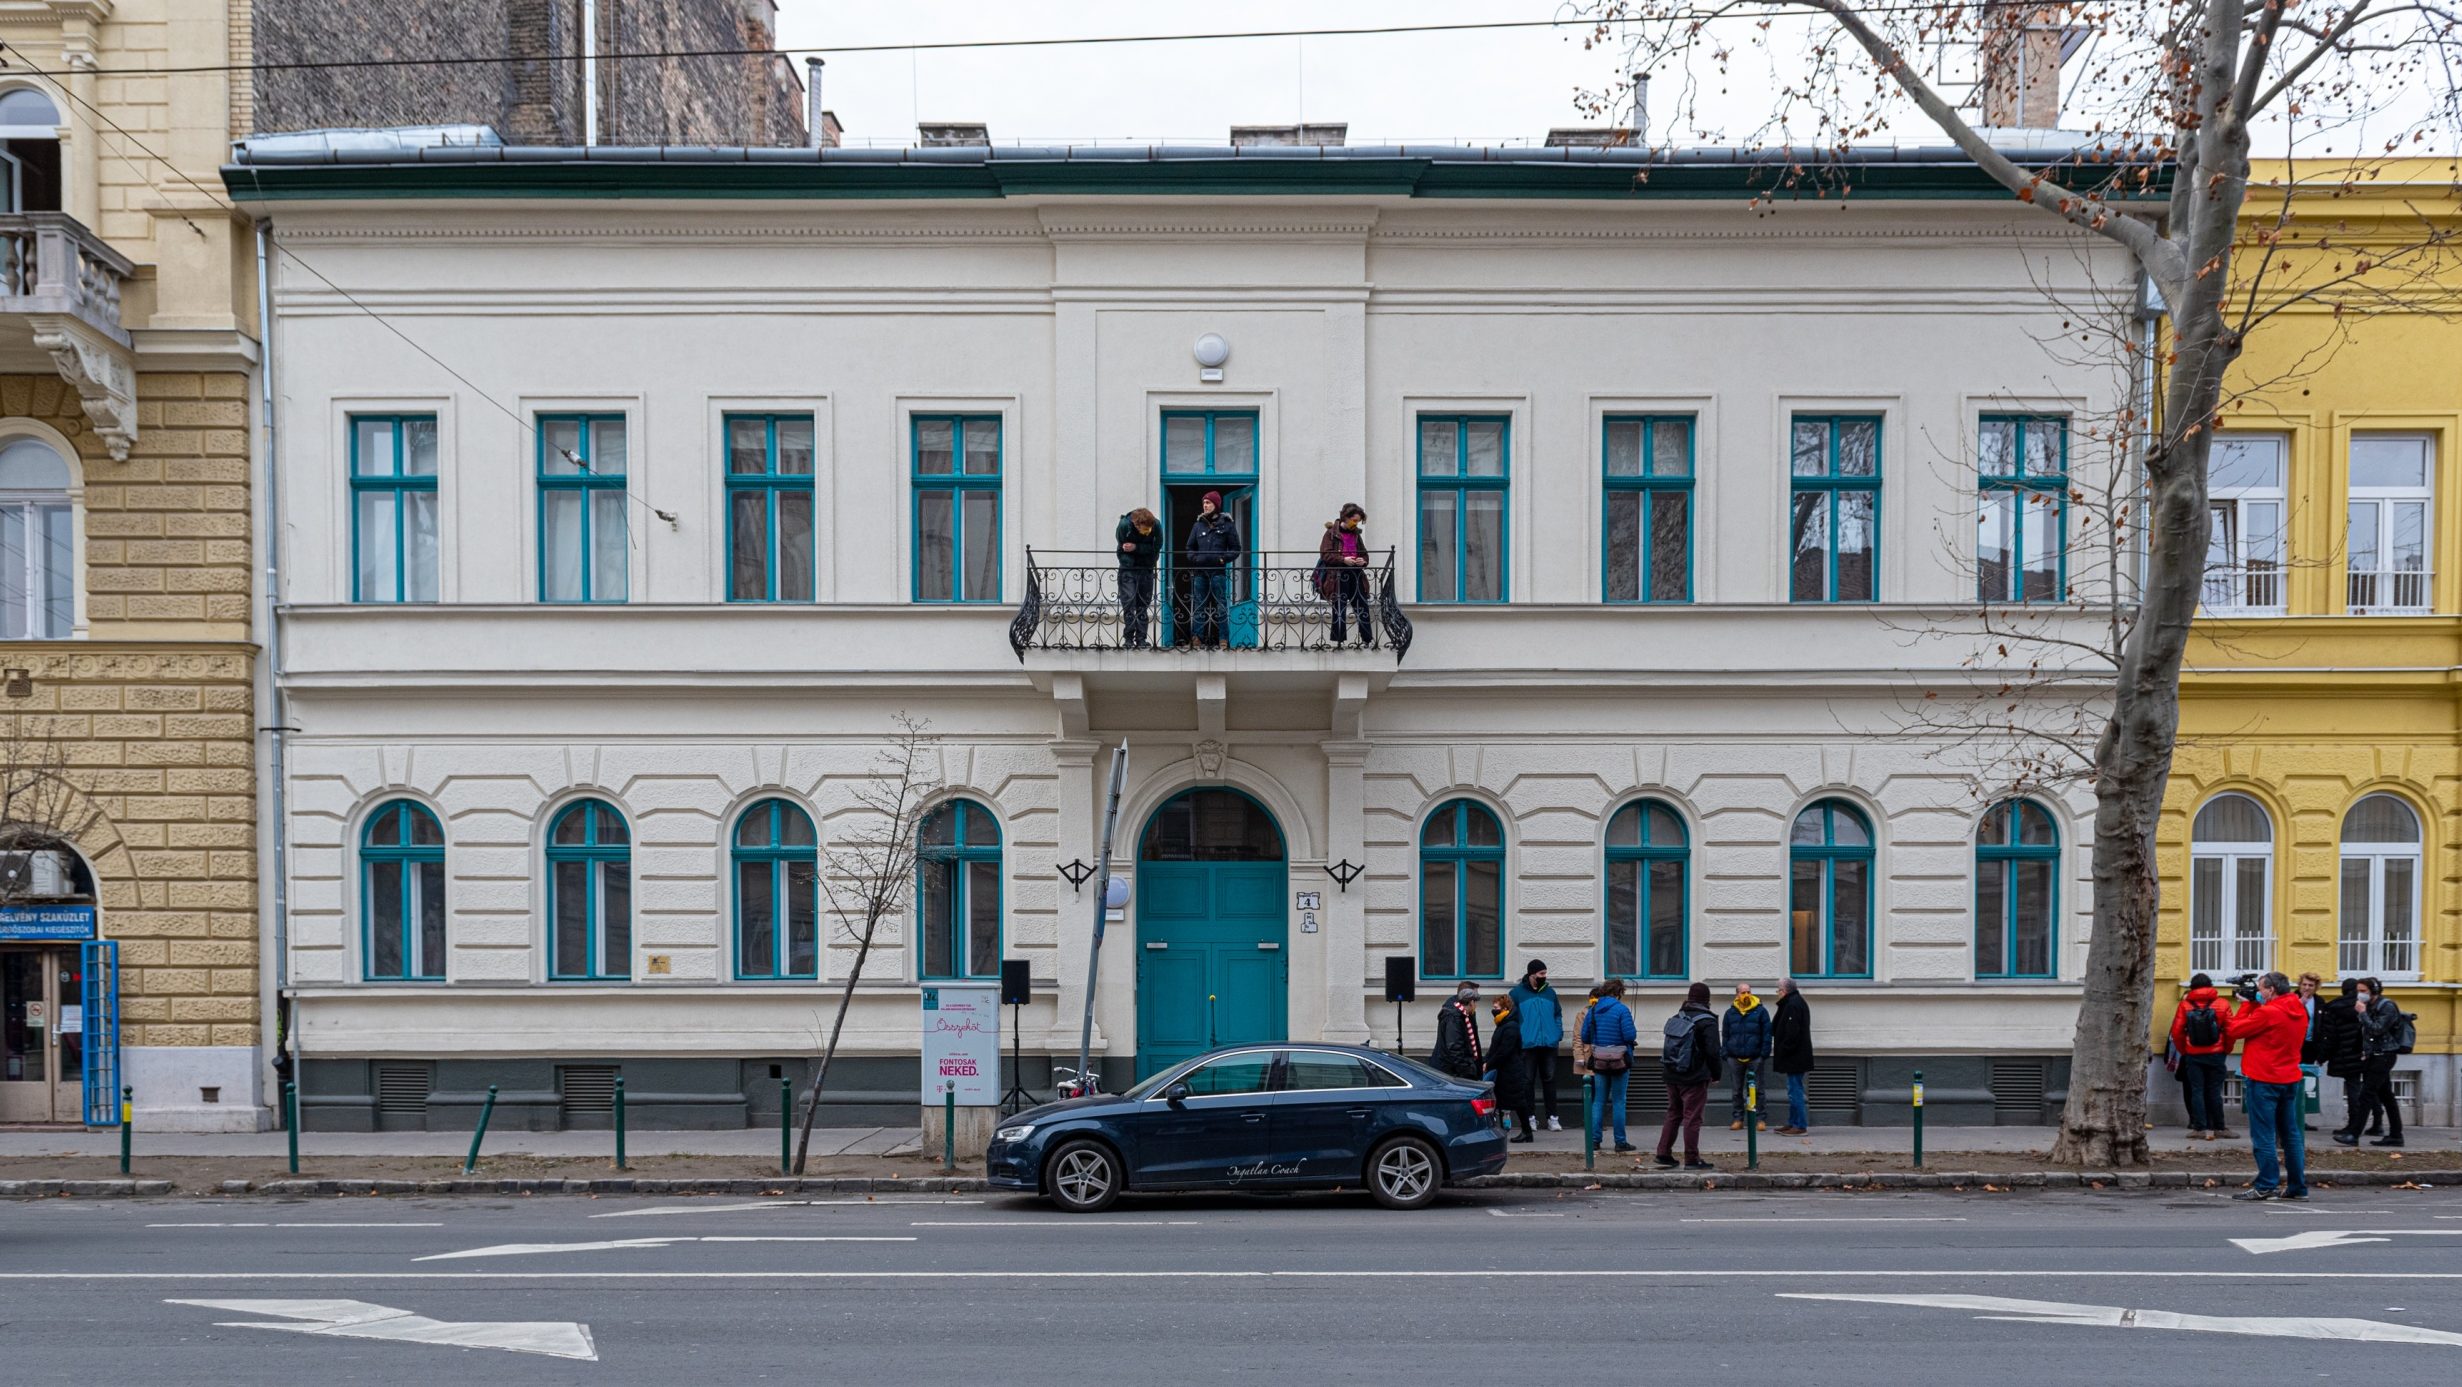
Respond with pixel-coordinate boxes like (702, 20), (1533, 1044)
(2, 1169), (2450, 1198)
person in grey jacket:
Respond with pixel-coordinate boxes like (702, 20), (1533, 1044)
(1720, 981), (1773, 1131)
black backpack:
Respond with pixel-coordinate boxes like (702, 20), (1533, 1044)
(1662, 1012), (1707, 1077)
(2183, 1001), (2222, 1049)
(2390, 1012), (2417, 1055)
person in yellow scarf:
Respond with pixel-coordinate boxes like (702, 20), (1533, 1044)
(1720, 982), (1773, 1132)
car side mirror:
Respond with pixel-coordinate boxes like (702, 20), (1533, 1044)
(1162, 1082), (1191, 1106)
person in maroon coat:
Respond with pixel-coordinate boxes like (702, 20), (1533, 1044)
(1314, 503), (1375, 647)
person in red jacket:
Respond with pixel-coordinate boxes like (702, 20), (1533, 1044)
(2222, 972), (2311, 1201)
(2167, 973), (2234, 1139)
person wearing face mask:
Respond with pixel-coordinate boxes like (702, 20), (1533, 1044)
(1430, 980), (1485, 1081)
(1115, 507), (1163, 648)
(2351, 977), (2406, 1148)
(2318, 979), (2369, 1144)
(1314, 503), (1376, 648)
(2221, 971), (2311, 1202)
(1182, 490), (1243, 650)
(1508, 959), (1565, 1133)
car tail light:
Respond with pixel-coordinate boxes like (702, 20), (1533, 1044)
(1471, 1097), (1497, 1118)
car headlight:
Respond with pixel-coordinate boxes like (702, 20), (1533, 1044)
(994, 1124), (1036, 1143)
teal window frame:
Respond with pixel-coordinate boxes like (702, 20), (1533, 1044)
(1788, 799), (1875, 979)
(1977, 414), (2070, 603)
(732, 798), (820, 980)
(724, 413), (818, 603)
(360, 800), (445, 982)
(917, 799), (1002, 980)
(546, 799), (631, 981)
(1975, 800), (2060, 979)
(1419, 799), (1506, 980)
(1416, 414), (1511, 604)
(1602, 415), (1695, 603)
(910, 414), (1003, 604)
(1603, 799), (1688, 979)
(535, 413), (628, 603)
(1788, 414), (1883, 603)
(349, 414), (438, 603)
(1159, 409), (1262, 479)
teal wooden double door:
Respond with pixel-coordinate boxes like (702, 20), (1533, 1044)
(1134, 862), (1287, 1079)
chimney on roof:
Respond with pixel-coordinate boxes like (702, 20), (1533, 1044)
(1544, 128), (1638, 148)
(919, 122), (990, 147)
(1980, 4), (2073, 129)
(818, 111), (843, 149)
(1229, 123), (1347, 147)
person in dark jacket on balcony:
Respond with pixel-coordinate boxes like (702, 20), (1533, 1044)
(1183, 491), (1243, 650)
(1314, 503), (1375, 648)
(1115, 507), (1161, 648)
(2318, 979), (2369, 1143)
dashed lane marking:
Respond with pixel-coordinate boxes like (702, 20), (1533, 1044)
(1681, 1217), (1968, 1224)
(906, 1220), (1200, 1228)
(1779, 1292), (2462, 1348)
(146, 1223), (444, 1229)
(591, 1200), (982, 1219)
(415, 1236), (917, 1262)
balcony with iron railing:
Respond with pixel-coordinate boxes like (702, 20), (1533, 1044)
(1010, 549), (1414, 662)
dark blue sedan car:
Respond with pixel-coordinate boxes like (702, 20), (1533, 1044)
(985, 1044), (1508, 1212)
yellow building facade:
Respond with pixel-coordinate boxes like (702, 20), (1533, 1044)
(2160, 159), (2462, 1127)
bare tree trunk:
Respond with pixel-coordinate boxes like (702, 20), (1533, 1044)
(791, 928), (875, 1175)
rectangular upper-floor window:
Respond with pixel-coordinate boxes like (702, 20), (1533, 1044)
(350, 415), (439, 603)
(2347, 434), (2434, 614)
(1417, 415), (1508, 603)
(0, 434), (75, 638)
(1603, 416), (1693, 603)
(2204, 434), (2287, 614)
(912, 415), (1001, 603)
(1789, 415), (1880, 603)
(1977, 415), (2068, 604)
(725, 414), (817, 602)
(538, 415), (628, 603)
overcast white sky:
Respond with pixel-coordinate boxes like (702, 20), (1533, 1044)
(772, 2), (1646, 147)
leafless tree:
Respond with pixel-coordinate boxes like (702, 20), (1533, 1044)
(791, 715), (941, 1174)
(0, 714), (111, 904)
(1575, 0), (2462, 1164)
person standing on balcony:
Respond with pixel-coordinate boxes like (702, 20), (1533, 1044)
(1315, 503), (1376, 648)
(1115, 507), (1162, 648)
(1184, 490), (1242, 650)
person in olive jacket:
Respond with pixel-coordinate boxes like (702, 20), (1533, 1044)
(1769, 979), (1815, 1134)
(1115, 507), (1162, 648)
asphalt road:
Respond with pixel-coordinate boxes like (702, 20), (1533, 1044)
(7, 1185), (2462, 1383)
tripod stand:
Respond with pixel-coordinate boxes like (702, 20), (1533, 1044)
(998, 997), (1037, 1116)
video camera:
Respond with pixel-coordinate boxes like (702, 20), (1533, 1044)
(2225, 971), (2264, 1003)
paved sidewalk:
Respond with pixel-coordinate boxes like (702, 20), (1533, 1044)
(1507, 1116), (2461, 1159)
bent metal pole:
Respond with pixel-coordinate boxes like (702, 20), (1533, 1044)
(1075, 744), (1130, 1092)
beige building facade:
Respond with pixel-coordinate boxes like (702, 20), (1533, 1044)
(0, 3), (263, 1129)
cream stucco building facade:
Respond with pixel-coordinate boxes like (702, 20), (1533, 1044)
(229, 140), (2137, 1129)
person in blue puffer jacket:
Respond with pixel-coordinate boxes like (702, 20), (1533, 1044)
(1720, 982), (1773, 1132)
(1507, 959), (1565, 1133)
(1579, 978), (1640, 1154)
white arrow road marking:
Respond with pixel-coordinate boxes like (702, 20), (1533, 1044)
(416, 1235), (915, 1261)
(1780, 1294), (2462, 1348)
(2233, 1230), (2462, 1256)
(591, 1199), (982, 1218)
(167, 1299), (597, 1361)
(1487, 1209), (1567, 1218)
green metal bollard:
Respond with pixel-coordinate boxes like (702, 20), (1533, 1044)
(119, 1086), (132, 1175)
(284, 1082), (299, 1174)
(779, 1078), (792, 1177)
(943, 1085), (957, 1172)
(1582, 1074), (1596, 1172)
(1746, 1077), (1759, 1171)
(613, 1075), (627, 1171)
(463, 1083), (499, 1174)
(1912, 1069), (1925, 1169)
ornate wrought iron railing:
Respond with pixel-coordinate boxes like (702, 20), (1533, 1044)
(1011, 549), (1413, 662)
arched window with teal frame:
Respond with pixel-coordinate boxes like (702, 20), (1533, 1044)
(918, 799), (1001, 980)
(362, 800), (445, 981)
(1975, 800), (2059, 978)
(1788, 799), (1873, 978)
(1604, 799), (1687, 979)
(546, 799), (631, 980)
(1420, 799), (1504, 979)
(734, 798), (819, 980)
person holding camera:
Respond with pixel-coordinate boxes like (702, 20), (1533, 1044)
(2222, 971), (2312, 1201)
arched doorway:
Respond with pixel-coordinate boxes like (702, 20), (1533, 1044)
(1134, 788), (1286, 1078)
(0, 832), (101, 1124)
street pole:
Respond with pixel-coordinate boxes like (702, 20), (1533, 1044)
(1746, 1075), (1759, 1171)
(1912, 1068), (1925, 1169)
(1583, 1075), (1596, 1172)
(779, 1078), (792, 1176)
(942, 1084), (956, 1172)
(1073, 744), (1129, 1094)
(119, 1086), (132, 1175)
(284, 1081), (299, 1174)
(613, 1075), (627, 1171)
(463, 1084), (498, 1174)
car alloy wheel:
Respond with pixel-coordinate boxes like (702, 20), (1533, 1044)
(1046, 1140), (1121, 1213)
(1368, 1137), (1440, 1210)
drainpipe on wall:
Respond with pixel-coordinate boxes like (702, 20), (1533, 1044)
(582, 0), (599, 147)
(254, 220), (295, 1114)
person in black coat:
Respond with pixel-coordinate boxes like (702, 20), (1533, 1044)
(1182, 490), (1244, 649)
(1430, 981), (1484, 1081)
(2317, 979), (2369, 1142)
(1486, 996), (1533, 1142)
(1769, 979), (1815, 1134)
(1115, 507), (1162, 647)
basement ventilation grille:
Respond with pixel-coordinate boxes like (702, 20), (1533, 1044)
(559, 1065), (620, 1114)
(374, 1065), (430, 1115)
(1628, 1067), (1669, 1117)
(1990, 1060), (2048, 1123)
(1804, 1061), (1862, 1118)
